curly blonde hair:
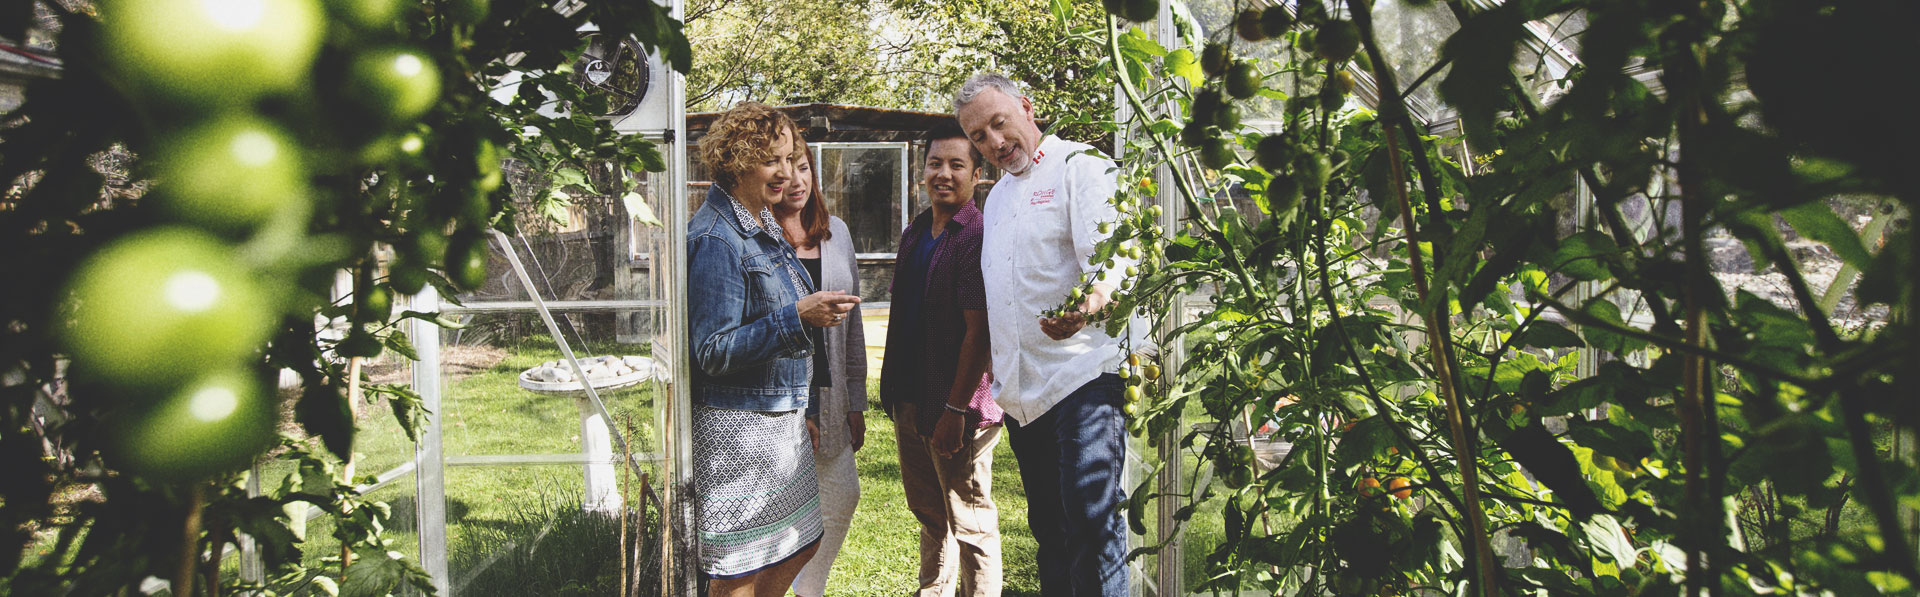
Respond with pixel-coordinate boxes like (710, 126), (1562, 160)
(700, 102), (797, 191)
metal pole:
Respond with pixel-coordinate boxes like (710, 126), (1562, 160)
(411, 284), (450, 595)
(661, 2), (699, 588)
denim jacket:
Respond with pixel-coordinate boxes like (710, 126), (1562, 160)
(688, 185), (816, 412)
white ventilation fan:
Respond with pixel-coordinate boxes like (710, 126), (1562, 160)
(571, 33), (649, 118)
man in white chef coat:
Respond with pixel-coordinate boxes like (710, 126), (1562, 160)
(953, 71), (1142, 597)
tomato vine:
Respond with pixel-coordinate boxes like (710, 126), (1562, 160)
(1089, 0), (1917, 594)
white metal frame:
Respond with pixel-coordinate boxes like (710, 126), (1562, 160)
(403, 0), (694, 592)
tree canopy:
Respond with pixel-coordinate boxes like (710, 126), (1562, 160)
(685, 0), (1111, 146)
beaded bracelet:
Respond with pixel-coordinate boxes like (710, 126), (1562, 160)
(943, 403), (969, 415)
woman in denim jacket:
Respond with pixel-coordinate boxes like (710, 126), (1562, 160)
(687, 103), (862, 596)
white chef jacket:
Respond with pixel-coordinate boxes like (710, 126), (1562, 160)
(980, 135), (1149, 425)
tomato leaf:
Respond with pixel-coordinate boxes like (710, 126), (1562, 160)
(1499, 423), (1604, 519)
(1516, 321), (1586, 349)
(1780, 202), (1872, 271)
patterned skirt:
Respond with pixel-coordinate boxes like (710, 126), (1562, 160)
(692, 405), (824, 578)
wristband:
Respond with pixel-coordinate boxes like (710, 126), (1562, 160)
(943, 403), (969, 415)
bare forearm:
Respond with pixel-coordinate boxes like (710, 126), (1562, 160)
(944, 326), (990, 411)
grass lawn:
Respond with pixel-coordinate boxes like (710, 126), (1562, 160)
(264, 324), (1222, 595)
(825, 384), (1043, 596)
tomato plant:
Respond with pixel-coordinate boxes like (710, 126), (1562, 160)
(1, 0), (688, 594)
(1089, 0), (1917, 594)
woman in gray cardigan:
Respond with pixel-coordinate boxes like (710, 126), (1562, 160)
(775, 129), (869, 597)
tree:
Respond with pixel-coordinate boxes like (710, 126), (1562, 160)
(0, 0), (687, 593)
(685, 0), (1112, 148)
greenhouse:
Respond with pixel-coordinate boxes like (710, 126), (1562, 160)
(1, 0), (1914, 595)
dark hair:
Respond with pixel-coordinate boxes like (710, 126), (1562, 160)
(788, 127), (832, 248)
(699, 102), (797, 191)
(926, 121), (983, 168)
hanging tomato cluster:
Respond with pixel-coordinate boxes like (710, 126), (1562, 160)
(58, 0), (500, 482)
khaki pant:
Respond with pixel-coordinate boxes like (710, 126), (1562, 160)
(893, 403), (1003, 597)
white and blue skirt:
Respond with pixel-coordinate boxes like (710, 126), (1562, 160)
(692, 405), (824, 578)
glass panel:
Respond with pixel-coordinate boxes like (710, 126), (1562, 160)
(423, 199), (675, 593)
(817, 145), (905, 255)
(1183, 0), (1290, 122)
(290, 472), (421, 572)
(1181, 0), (1462, 121)
(1370, 0), (1461, 115)
(432, 319), (662, 461)
(464, 166), (663, 305)
(442, 466), (663, 596)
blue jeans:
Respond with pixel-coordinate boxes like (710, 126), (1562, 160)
(1007, 374), (1128, 596)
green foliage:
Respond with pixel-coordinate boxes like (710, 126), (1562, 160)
(0, 0), (686, 593)
(686, 0), (1114, 146)
(1095, 0), (1917, 594)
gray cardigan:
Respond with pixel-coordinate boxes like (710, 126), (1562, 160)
(813, 216), (869, 417)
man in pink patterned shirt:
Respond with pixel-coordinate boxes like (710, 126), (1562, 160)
(880, 121), (1004, 597)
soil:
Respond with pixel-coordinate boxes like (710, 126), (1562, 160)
(360, 343), (511, 386)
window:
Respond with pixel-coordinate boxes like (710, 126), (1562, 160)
(812, 142), (909, 255)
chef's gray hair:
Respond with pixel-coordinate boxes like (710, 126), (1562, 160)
(953, 72), (1027, 113)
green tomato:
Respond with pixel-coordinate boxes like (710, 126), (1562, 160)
(1259, 7), (1294, 37)
(1212, 101), (1242, 131)
(347, 47), (442, 123)
(1318, 83), (1345, 111)
(1266, 175), (1302, 213)
(1179, 120), (1215, 148)
(1314, 20), (1361, 63)
(1234, 9), (1266, 42)
(1199, 137), (1235, 170)
(337, 327), (384, 358)
(1190, 88), (1226, 132)
(106, 367), (278, 481)
(448, 0), (491, 25)
(1200, 43), (1231, 78)
(100, 0), (324, 103)
(360, 132), (428, 163)
(1225, 62), (1261, 100)
(1230, 445), (1256, 467)
(388, 257), (430, 295)
(1121, 0), (1159, 22)
(1255, 134), (1294, 170)
(155, 116), (310, 231)
(1294, 152), (1333, 192)
(357, 284), (393, 323)
(445, 232), (490, 290)
(474, 140), (505, 194)
(61, 228), (274, 387)
(334, 0), (406, 31)
(1221, 464), (1252, 489)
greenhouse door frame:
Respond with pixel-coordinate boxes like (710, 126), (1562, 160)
(400, 0), (696, 593)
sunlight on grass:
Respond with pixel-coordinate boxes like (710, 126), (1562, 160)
(830, 379), (1040, 596)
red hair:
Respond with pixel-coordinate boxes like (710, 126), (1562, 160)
(789, 128), (832, 248)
